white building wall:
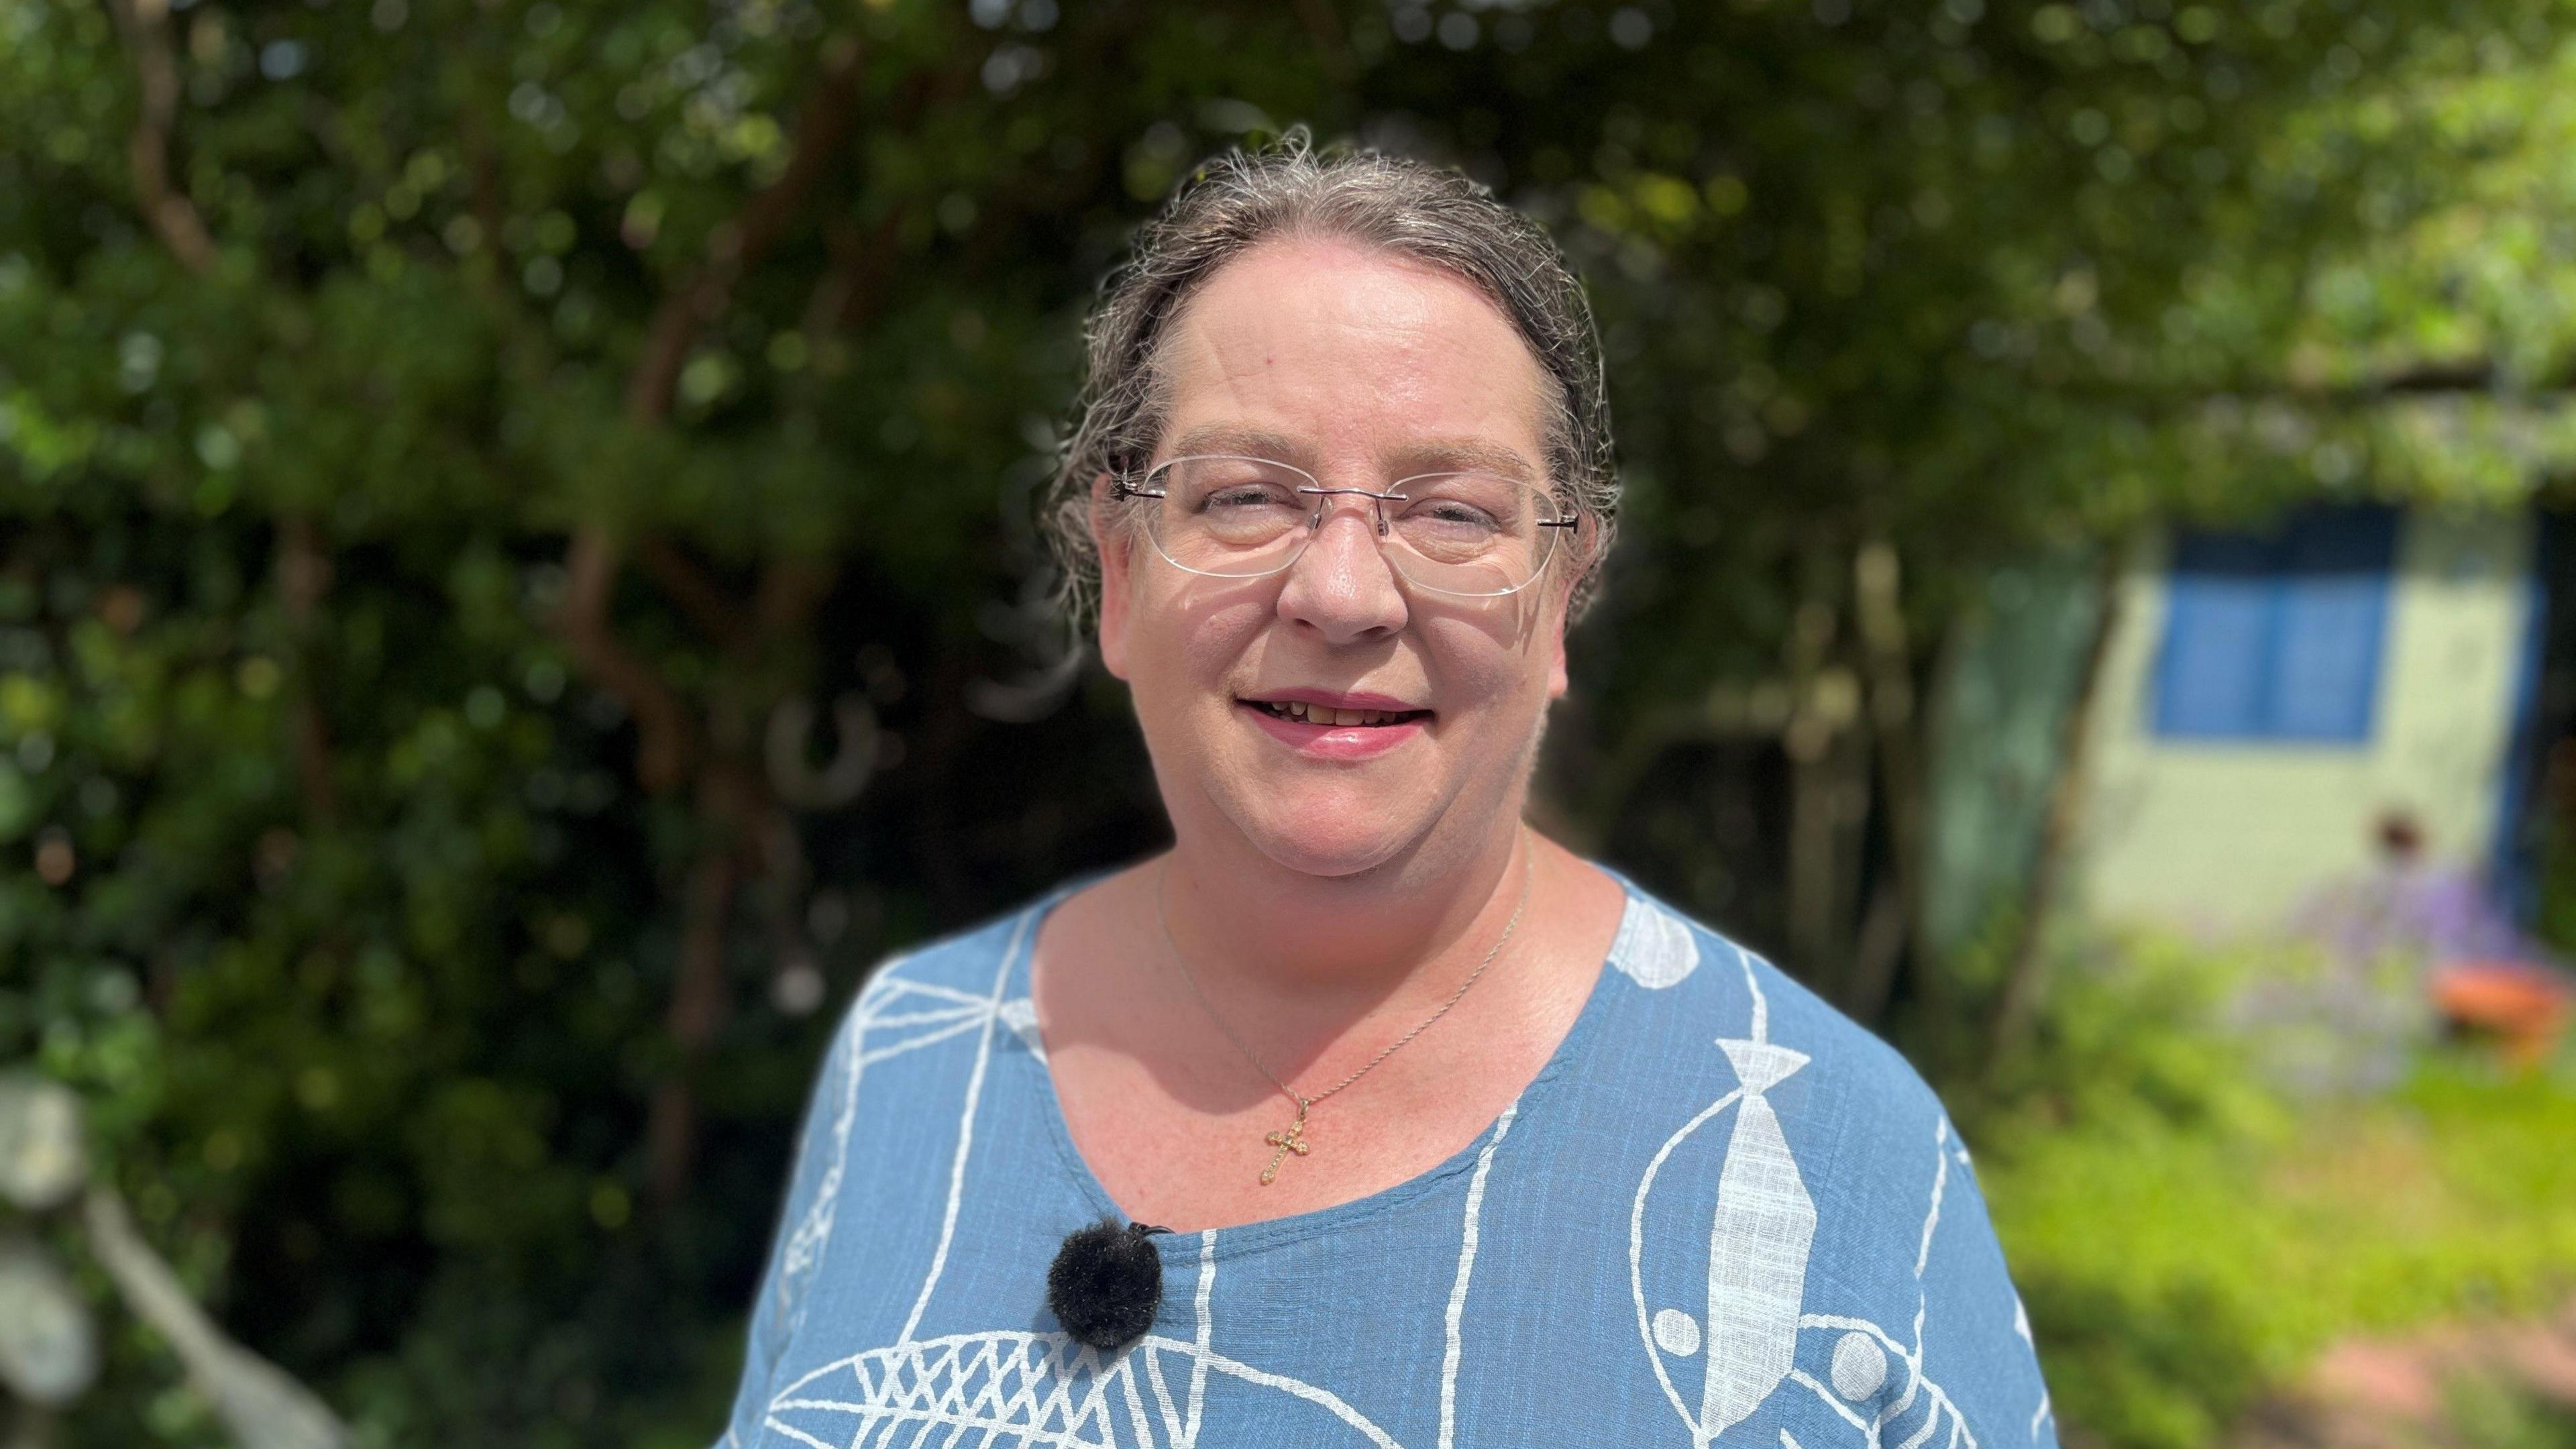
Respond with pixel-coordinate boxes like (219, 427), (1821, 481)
(2074, 510), (2535, 934)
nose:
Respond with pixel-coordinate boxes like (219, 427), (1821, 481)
(1274, 496), (1408, 645)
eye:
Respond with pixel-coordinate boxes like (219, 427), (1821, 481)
(1404, 497), (1503, 530)
(1166, 457), (1305, 514)
(1201, 481), (1298, 511)
(1393, 474), (1521, 533)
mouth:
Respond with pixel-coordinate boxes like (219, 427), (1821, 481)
(1236, 696), (1433, 729)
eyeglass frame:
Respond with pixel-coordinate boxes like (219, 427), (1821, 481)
(1109, 453), (1580, 600)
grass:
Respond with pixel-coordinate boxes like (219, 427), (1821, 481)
(1956, 936), (2576, 1449)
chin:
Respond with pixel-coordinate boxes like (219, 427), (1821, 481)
(1224, 788), (1427, 879)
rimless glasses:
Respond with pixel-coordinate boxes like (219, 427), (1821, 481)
(1112, 454), (1575, 600)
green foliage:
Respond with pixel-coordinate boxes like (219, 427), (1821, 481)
(7, 0), (2576, 1440)
(2443, 1373), (2576, 1449)
(1965, 936), (2576, 1449)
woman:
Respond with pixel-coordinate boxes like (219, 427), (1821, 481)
(716, 141), (2053, 1448)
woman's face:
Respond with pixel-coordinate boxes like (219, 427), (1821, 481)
(1095, 237), (1574, 879)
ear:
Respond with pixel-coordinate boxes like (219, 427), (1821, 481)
(1535, 535), (1584, 700)
(1542, 592), (1572, 700)
(1089, 473), (1135, 682)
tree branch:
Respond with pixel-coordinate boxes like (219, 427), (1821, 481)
(1841, 538), (1922, 1024)
(1291, 0), (1358, 87)
(103, 0), (218, 276)
(561, 36), (874, 789)
(558, 526), (696, 792)
(635, 537), (753, 651)
(606, 37), (883, 1201)
(103, 0), (343, 832)
(276, 516), (339, 825)
(85, 1187), (350, 1448)
(626, 36), (868, 425)
(803, 211), (909, 339)
(2038, 358), (2576, 421)
(753, 557), (834, 639)
(646, 799), (743, 1205)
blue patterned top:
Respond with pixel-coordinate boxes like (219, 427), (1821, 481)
(716, 871), (2057, 1449)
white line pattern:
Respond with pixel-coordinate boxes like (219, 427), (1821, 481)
(1440, 1097), (1523, 1449)
(896, 908), (1031, 1344)
(765, 1330), (1402, 1448)
(731, 890), (2041, 1449)
(777, 954), (1006, 1338)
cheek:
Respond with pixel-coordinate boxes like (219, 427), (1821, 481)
(1128, 586), (1274, 714)
(1417, 614), (1554, 727)
(1182, 604), (1270, 682)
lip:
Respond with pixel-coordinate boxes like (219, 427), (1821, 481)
(1235, 694), (1431, 761)
(1238, 688), (1430, 714)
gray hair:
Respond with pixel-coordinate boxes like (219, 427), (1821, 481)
(1042, 133), (1620, 627)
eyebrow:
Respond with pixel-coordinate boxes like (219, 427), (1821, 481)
(1162, 425), (1540, 484)
(1165, 425), (1316, 467)
(1387, 437), (1540, 484)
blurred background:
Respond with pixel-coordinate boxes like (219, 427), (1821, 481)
(4, 0), (2575, 1443)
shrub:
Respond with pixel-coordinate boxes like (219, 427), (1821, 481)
(1960, 932), (2576, 1449)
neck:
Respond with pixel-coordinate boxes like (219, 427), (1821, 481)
(1157, 810), (1532, 1014)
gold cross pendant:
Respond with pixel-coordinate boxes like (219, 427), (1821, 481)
(1259, 1097), (1313, 1185)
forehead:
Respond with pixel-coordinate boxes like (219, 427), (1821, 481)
(1154, 237), (1553, 477)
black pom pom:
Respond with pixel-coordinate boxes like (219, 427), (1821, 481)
(1046, 1219), (1167, 1351)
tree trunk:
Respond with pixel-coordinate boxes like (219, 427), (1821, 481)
(647, 803), (744, 1206)
(1988, 547), (2129, 1060)
(1842, 538), (1921, 1023)
(83, 1189), (350, 1449)
(1782, 569), (1846, 979)
(276, 516), (337, 826)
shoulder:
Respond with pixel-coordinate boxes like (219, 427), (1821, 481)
(1598, 875), (2012, 1306)
(1596, 871), (1955, 1140)
(858, 899), (1048, 996)
(804, 884), (1075, 1065)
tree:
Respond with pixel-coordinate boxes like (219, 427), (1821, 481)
(4, 0), (2572, 1440)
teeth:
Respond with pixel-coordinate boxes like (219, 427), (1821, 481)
(1256, 700), (1415, 727)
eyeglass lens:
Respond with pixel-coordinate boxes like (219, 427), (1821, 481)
(1138, 455), (1563, 597)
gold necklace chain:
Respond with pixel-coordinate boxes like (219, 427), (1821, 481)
(1155, 835), (1536, 1185)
